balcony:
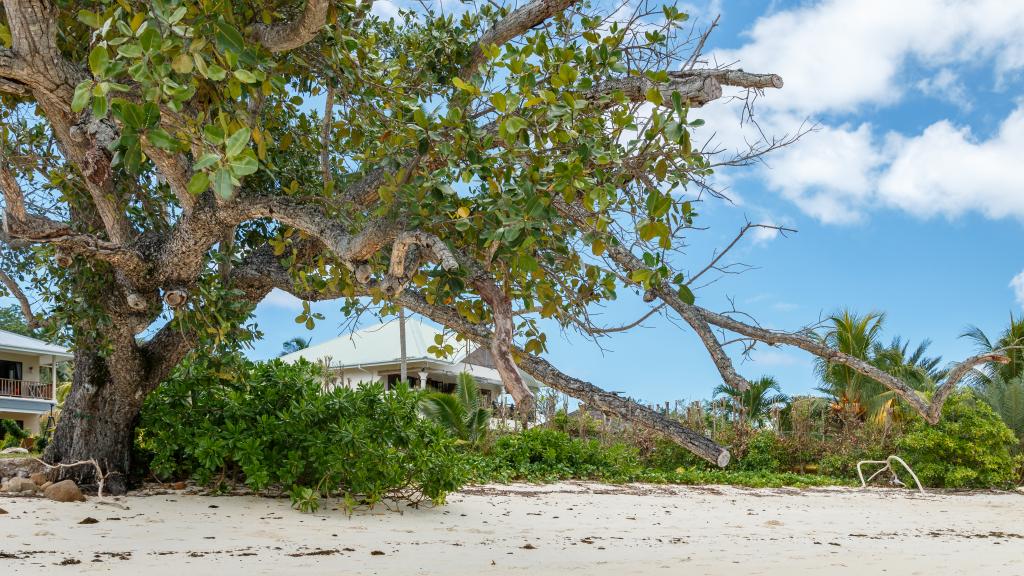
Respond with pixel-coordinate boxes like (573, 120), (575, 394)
(0, 378), (52, 400)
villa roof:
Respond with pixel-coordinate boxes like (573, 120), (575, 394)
(279, 318), (474, 368)
(0, 329), (73, 359)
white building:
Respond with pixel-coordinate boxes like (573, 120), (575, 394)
(0, 329), (73, 435)
(279, 318), (540, 408)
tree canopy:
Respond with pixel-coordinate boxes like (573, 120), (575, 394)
(0, 0), (1011, 489)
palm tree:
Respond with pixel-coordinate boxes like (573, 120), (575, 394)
(419, 373), (491, 445)
(280, 337), (312, 356)
(961, 314), (1024, 385)
(815, 310), (940, 426)
(865, 337), (943, 425)
(815, 310), (886, 417)
(975, 374), (1024, 448)
(963, 316), (1024, 446)
(713, 376), (789, 428)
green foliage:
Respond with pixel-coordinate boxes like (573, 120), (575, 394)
(713, 376), (788, 427)
(736, 431), (782, 472)
(897, 391), (1023, 488)
(139, 356), (467, 511)
(975, 374), (1024, 447)
(816, 310), (941, 424)
(476, 428), (642, 483)
(419, 373), (492, 446)
(0, 418), (28, 441)
(0, 305), (36, 336)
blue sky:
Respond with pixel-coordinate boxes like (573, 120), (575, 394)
(247, 0), (1024, 405)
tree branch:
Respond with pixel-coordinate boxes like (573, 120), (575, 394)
(465, 0), (578, 77)
(252, 0), (331, 53)
(0, 268), (38, 328)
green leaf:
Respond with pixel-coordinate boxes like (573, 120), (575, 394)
(558, 63), (578, 84)
(228, 152), (259, 176)
(215, 20), (246, 55)
(139, 27), (161, 53)
(146, 128), (178, 150)
(452, 77), (477, 94)
(77, 10), (104, 29)
(645, 86), (664, 106)
(88, 46), (109, 77)
(91, 95), (108, 119)
(490, 92), (507, 113)
(677, 284), (695, 305)
(117, 43), (143, 59)
(502, 116), (528, 135)
(71, 81), (93, 113)
(233, 69), (258, 84)
(187, 172), (209, 195)
(213, 167), (234, 200)
(193, 153), (220, 171)
(205, 64), (227, 81)
(224, 127), (250, 158)
(141, 102), (160, 128)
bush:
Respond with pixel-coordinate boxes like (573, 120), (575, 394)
(897, 391), (1023, 489)
(736, 431), (782, 472)
(1, 418), (28, 441)
(139, 357), (468, 511)
(478, 428), (642, 483)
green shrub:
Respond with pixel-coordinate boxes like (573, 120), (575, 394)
(642, 438), (713, 472)
(479, 428), (642, 482)
(139, 357), (467, 511)
(736, 431), (782, 472)
(1, 419), (28, 441)
(897, 391), (1023, 489)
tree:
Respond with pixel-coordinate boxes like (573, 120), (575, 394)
(814, 311), (945, 426)
(419, 372), (491, 446)
(962, 315), (1024, 385)
(713, 376), (787, 428)
(0, 0), (1006, 490)
(280, 336), (311, 356)
(974, 374), (1024, 448)
(0, 303), (35, 336)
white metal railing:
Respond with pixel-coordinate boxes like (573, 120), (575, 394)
(0, 378), (52, 400)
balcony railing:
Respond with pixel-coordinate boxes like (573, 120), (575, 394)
(0, 378), (52, 400)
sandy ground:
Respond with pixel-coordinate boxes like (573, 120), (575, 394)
(1, 482), (1023, 575)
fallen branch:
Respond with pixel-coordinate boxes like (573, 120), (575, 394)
(32, 458), (129, 509)
(857, 456), (925, 495)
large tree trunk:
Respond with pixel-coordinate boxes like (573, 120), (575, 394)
(43, 346), (147, 495)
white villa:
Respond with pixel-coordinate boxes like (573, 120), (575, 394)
(0, 329), (73, 435)
(280, 318), (540, 409)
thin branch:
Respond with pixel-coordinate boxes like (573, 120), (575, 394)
(589, 302), (665, 335)
(0, 268), (38, 328)
(687, 222), (796, 287)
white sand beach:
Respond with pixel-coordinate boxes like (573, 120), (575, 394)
(2, 482), (1023, 575)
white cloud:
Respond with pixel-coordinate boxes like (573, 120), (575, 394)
(915, 68), (971, 111)
(695, 0), (1024, 224)
(1012, 271), (1024, 309)
(763, 121), (882, 224)
(714, 0), (1024, 116)
(878, 107), (1024, 220)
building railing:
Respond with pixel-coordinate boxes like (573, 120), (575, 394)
(0, 378), (52, 400)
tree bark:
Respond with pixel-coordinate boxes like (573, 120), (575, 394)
(43, 347), (144, 495)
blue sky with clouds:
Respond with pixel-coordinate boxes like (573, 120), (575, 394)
(247, 0), (1024, 405)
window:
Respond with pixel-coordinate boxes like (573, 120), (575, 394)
(0, 360), (23, 381)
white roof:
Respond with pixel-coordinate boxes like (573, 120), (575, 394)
(279, 318), (472, 368)
(0, 329), (73, 359)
